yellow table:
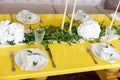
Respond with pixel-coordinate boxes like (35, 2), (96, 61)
(0, 14), (11, 21)
(0, 14), (120, 80)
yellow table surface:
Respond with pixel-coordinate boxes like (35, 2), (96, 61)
(12, 14), (70, 29)
(0, 14), (120, 80)
(0, 14), (11, 21)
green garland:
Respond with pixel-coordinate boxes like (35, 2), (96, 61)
(24, 22), (120, 44)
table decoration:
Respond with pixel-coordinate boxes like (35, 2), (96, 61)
(69, 0), (77, 33)
(105, 0), (120, 42)
(9, 51), (16, 72)
(15, 48), (49, 71)
(34, 27), (45, 49)
(73, 10), (92, 22)
(89, 0), (120, 65)
(61, 0), (69, 29)
(91, 43), (120, 63)
(0, 20), (25, 46)
(86, 47), (98, 64)
(17, 21), (120, 47)
(1, 14), (120, 79)
(110, 13), (120, 21)
(16, 10), (40, 24)
(77, 20), (101, 40)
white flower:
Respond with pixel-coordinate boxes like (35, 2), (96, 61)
(77, 20), (101, 40)
(8, 23), (25, 44)
(1, 20), (10, 26)
(0, 20), (25, 46)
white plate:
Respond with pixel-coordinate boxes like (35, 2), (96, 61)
(91, 43), (120, 63)
(16, 10), (40, 24)
(15, 48), (49, 71)
(109, 13), (120, 21)
(74, 10), (92, 22)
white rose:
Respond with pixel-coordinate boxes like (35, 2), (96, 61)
(0, 20), (25, 45)
(1, 20), (10, 26)
(0, 32), (9, 44)
(13, 34), (25, 44)
(8, 23), (25, 44)
(77, 20), (101, 40)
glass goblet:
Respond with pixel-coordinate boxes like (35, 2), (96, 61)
(34, 28), (45, 49)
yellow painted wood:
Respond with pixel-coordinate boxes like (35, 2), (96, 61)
(0, 42), (111, 80)
(49, 42), (110, 71)
(0, 14), (120, 80)
(12, 14), (70, 29)
(96, 70), (118, 80)
(112, 20), (120, 27)
(89, 14), (111, 26)
(29, 77), (47, 80)
(0, 14), (11, 21)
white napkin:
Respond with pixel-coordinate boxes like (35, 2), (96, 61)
(16, 10), (40, 24)
(19, 48), (48, 71)
(110, 13), (120, 21)
(74, 10), (92, 22)
(91, 43), (120, 63)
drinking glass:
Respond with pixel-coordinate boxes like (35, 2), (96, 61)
(34, 28), (45, 49)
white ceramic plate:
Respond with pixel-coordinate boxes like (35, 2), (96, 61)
(91, 43), (120, 63)
(15, 48), (49, 71)
(109, 13), (120, 21)
(16, 10), (40, 24)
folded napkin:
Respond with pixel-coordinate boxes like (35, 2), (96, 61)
(74, 10), (92, 22)
(110, 13), (120, 21)
(91, 43), (120, 63)
(16, 10), (40, 24)
(17, 48), (48, 71)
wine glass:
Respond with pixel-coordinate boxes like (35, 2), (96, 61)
(34, 28), (45, 49)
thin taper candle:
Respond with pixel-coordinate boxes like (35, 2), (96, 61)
(69, 0), (77, 33)
(105, 0), (120, 42)
(61, 0), (69, 29)
(109, 0), (120, 29)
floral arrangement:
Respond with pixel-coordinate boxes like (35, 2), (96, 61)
(0, 20), (25, 46)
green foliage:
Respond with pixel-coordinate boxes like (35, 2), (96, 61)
(99, 25), (106, 37)
(33, 61), (38, 66)
(43, 25), (80, 45)
(7, 41), (15, 45)
(115, 26), (120, 35)
(13, 22), (120, 49)
(23, 31), (35, 44)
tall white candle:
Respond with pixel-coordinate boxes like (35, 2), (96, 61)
(61, 0), (69, 29)
(109, 0), (120, 29)
(69, 0), (77, 33)
(105, 0), (120, 41)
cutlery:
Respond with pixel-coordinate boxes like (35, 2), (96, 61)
(110, 44), (114, 47)
(86, 47), (98, 64)
(10, 14), (13, 22)
(47, 48), (56, 68)
(9, 52), (16, 72)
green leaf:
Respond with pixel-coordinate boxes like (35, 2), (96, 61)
(110, 53), (113, 57)
(34, 53), (40, 56)
(33, 61), (38, 66)
(27, 50), (33, 53)
(7, 41), (15, 45)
